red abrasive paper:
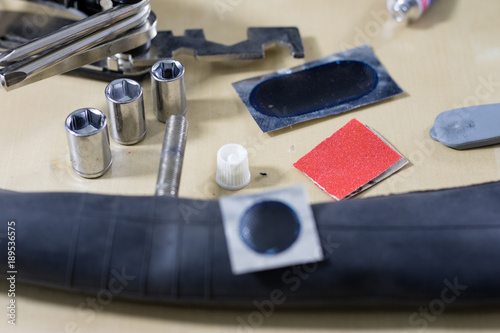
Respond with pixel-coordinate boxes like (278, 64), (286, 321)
(293, 118), (403, 200)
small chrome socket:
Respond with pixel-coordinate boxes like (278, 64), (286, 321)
(151, 60), (187, 123)
(105, 78), (146, 145)
(65, 108), (112, 178)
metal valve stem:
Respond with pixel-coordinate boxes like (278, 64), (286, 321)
(155, 115), (188, 197)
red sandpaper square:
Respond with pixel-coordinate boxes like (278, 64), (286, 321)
(293, 118), (404, 200)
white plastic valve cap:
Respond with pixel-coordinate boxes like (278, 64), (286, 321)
(216, 143), (251, 190)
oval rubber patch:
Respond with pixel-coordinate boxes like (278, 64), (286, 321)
(249, 60), (379, 118)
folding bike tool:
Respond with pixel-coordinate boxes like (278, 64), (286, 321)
(0, 0), (305, 91)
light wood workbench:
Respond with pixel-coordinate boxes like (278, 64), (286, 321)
(1, 0), (500, 331)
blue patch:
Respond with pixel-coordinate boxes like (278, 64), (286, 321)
(239, 200), (301, 255)
(233, 45), (404, 133)
(249, 61), (378, 118)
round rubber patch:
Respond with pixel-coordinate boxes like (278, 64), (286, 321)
(239, 201), (301, 254)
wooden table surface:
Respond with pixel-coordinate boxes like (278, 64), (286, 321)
(1, 0), (500, 331)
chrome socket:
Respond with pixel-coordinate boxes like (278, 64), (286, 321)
(65, 108), (112, 178)
(105, 78), (146, 145)
(151, 60), (187, 123)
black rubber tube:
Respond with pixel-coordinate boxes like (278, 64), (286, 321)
(1, 181), (500, 307)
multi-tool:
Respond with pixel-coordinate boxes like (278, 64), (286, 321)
(0, 0), (305, 91)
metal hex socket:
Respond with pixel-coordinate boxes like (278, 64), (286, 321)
(105, 78), (146, 145)
(151, 60), (187, 123)
(65, 108), (112, 178)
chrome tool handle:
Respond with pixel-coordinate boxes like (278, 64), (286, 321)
(0, 0), (155, 91)
(24, 0), (142, 16)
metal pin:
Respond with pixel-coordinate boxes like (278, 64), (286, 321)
(65, 108), (112, 178)
(151, 60), (187, 123)
(155, 115), (188, 197)
(105, 78), (146, 145)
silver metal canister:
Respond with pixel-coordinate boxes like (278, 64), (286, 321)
(105, 78), (146, 145)
(151, 60), (187, 122)
(65, 108), (112, 178)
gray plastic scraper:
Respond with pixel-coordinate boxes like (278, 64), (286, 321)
(430, 103), (500, 150)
